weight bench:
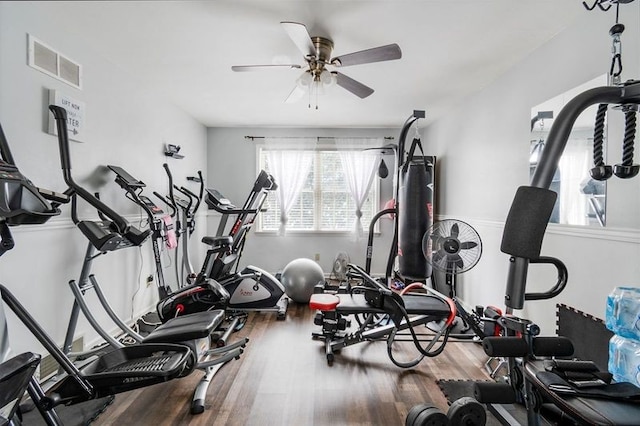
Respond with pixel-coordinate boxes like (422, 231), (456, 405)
(525, 359), (640, 425)
(475, 321), (640, 426)
(310, 264), (455, 367)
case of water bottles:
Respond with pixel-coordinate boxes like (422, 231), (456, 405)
(606, 286), (640, 387)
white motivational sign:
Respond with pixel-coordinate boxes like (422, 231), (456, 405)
(48, 90), (85, 142)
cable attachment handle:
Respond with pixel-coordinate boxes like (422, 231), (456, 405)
(614, 104), (640, 178)
(590, 104), (613, 180)
(609, 23), (625, 85)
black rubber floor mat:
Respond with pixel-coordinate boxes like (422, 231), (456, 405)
(21, 395), (114, 425)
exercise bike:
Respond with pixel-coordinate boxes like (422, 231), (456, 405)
(172, 170), (288, 320)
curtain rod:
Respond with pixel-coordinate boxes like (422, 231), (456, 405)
(244, 136), (394, 141)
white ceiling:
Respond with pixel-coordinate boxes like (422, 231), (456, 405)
(40, 1), (583, 128)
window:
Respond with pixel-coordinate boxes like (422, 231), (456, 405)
(257, 148), (379, 232)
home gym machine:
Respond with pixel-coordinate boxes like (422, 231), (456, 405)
(474, 84), (640, 426)
(49, 106), (247, 415)
(407, 24), (640, 426)
(174, 170), (289, 319)
(0, 120), (198, 425)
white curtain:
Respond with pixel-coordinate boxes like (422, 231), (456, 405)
(264, 137), (316, 235)
(336, 138), (383, 238)
(558, 139), (590, 226)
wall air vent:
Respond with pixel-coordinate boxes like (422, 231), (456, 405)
(28, 34), (82, 89)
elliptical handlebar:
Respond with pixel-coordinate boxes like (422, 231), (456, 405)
(162, 163), (179, 216)
(153, 191), (176, 217)
(0, 122), (16, 166)
(193, 170), (204, 213)
(49, 106), (130, 234)
(174, 185), (195, 214)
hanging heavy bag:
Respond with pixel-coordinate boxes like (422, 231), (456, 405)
(397, 138), (434, 281)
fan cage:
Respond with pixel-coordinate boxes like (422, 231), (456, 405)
(423, 219), (482, 274)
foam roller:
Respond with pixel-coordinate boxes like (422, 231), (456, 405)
(482, 337), (529, 357)
(474, 382), (516, 404)
(531, 336), (574, 357)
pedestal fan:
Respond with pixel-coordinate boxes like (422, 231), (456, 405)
(422, 219), (500, 339)
(423, 219), (482, 296)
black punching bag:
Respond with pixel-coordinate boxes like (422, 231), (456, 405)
(398, 156), (434, 281)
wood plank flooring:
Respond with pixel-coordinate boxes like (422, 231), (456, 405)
(94, 303), (491, 425)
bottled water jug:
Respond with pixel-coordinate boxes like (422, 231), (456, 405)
(608, 334), (640, 387)
(605, 286), (640, 340)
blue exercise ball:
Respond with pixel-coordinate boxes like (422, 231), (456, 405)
(281, 258), (324, 303)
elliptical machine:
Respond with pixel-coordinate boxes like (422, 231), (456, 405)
(155, 163), (204, 288)
(105, 165), (241, 324)
(0, 117), (209, 424)
(49, 106), (247, 415)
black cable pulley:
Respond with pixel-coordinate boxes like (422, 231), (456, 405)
(610, 22), (625, 35)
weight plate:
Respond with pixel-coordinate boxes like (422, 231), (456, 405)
(447, 397), (486, 426)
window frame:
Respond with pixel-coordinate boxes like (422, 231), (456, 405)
(255, 143), (381, 235)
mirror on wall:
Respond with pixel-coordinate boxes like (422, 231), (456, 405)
(530, 74), (608, 227)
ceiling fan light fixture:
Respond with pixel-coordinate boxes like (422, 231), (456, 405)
(320, 70), (337, 87)
(297, 71), (313, 88)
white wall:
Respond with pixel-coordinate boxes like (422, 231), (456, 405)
(425, 5), (640, 334)
(206, 127), (401, 275)
(0, 2), (208, 356)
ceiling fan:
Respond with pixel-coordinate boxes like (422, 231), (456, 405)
(231, 21), (402, 105)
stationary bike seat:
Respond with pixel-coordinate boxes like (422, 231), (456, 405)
(310, 294), (341, 311)
(201, 236), (233, 249)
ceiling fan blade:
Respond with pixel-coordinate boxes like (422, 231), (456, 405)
(335, 72), (374, 99)
(331, 43), (401, 67)
(231, 64), (302, 72)
(281, 21), (317, 57)
(285, 85), (307, 104)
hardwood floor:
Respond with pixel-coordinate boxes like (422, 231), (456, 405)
(94, 303), (491, 425)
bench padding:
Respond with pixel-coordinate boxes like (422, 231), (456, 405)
(143, 310), (224, 343)
(333, 293), (450, 317)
